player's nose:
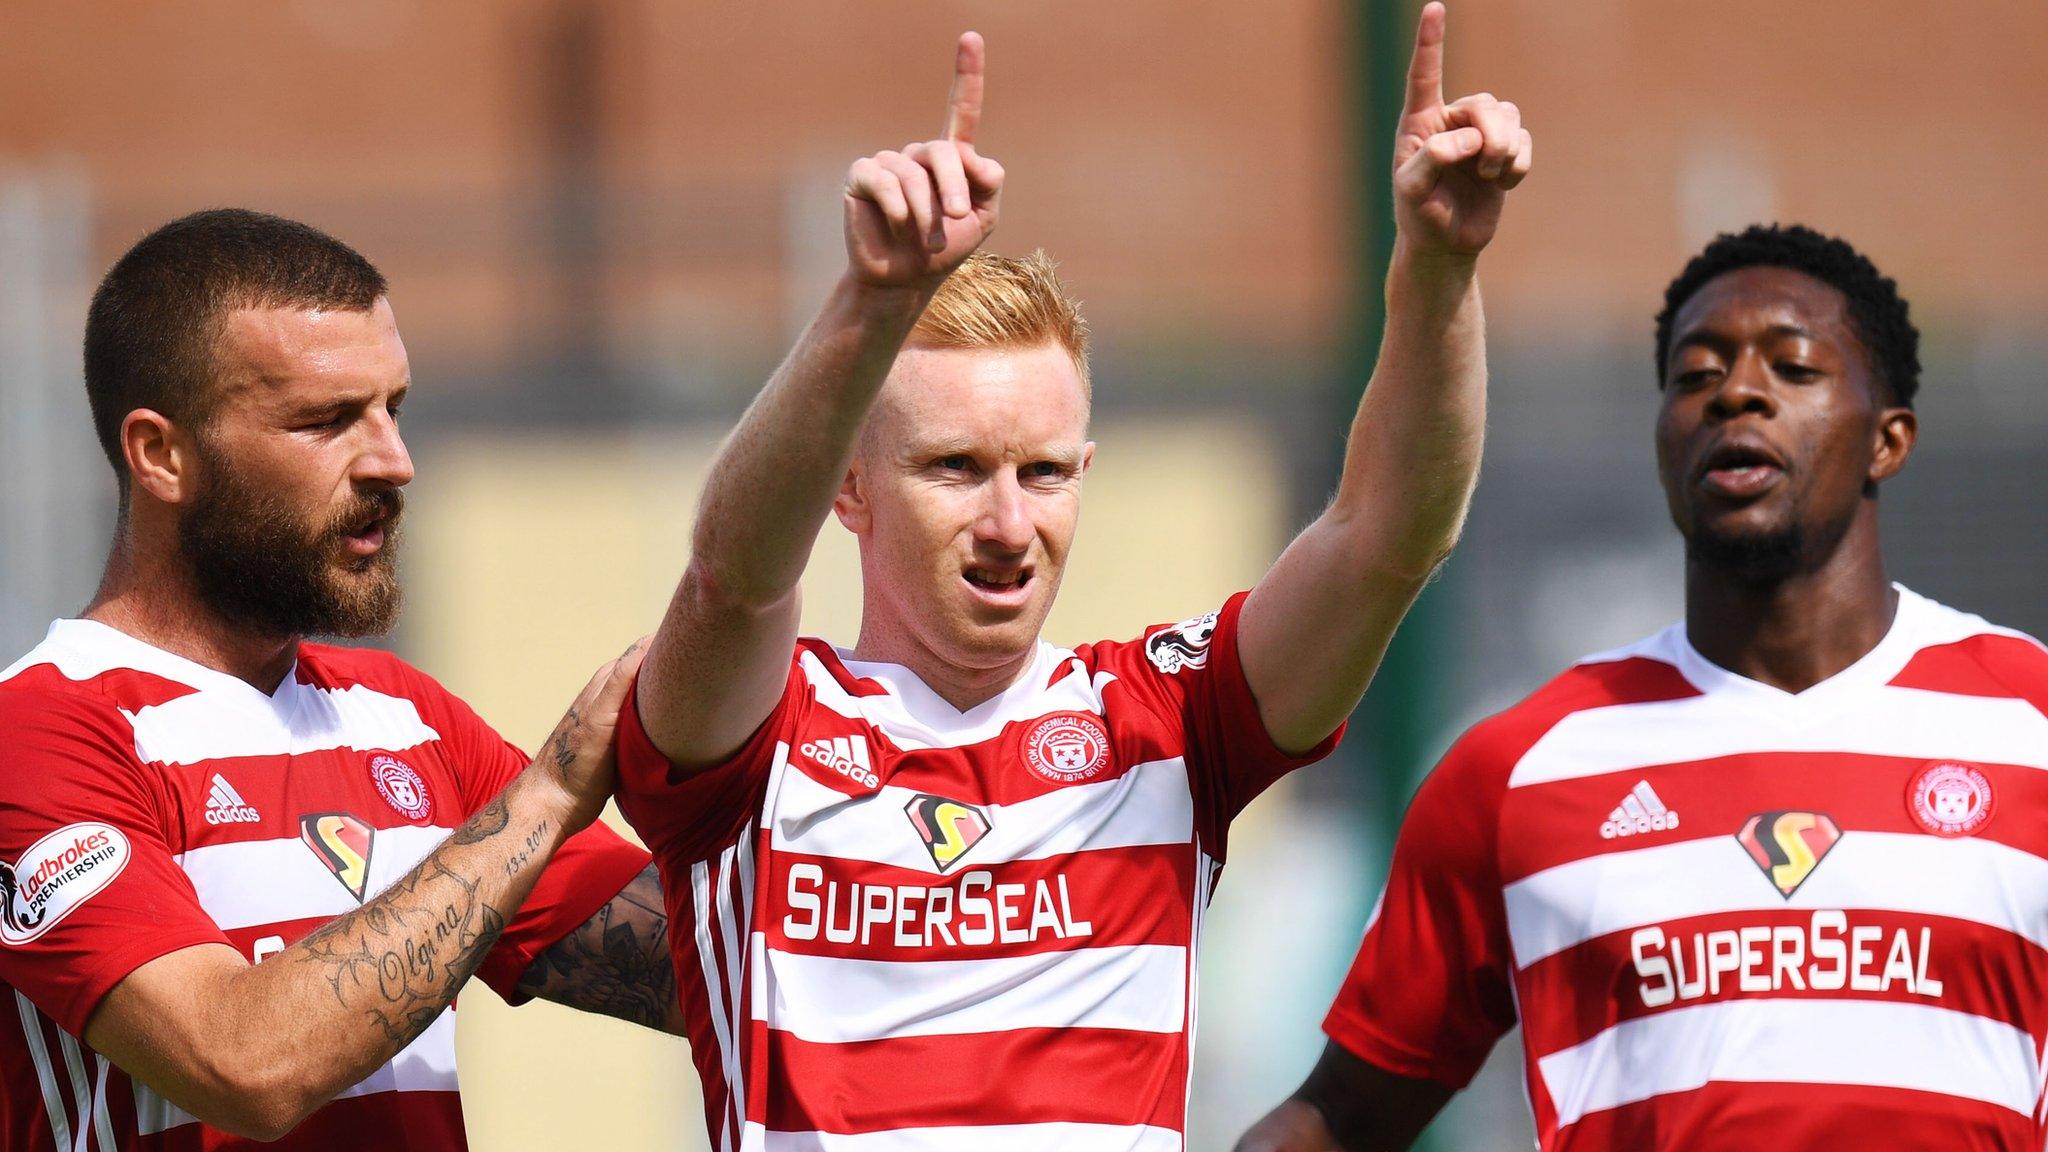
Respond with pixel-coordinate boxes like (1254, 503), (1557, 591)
(972, 469), (1034, 553)
(358, 412), (415, 489)
(1706, 349), (1777, 421)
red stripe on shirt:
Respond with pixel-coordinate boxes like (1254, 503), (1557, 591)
(1515, 909), (2046, 1057)
(761, 1026), (1185, 1135)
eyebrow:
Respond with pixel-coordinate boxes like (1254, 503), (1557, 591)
(1672, 322), (1822, 353)
(903, 438), (1086, 465)
(1762, 323), (1820, 341)
(280, 380), (410, 415)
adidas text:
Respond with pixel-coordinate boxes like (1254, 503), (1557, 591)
(801, 737), (880, 789)
(204, 775), (263, 825)
(1600, 780), (1680, 840)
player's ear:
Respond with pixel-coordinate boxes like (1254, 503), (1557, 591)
(1869, 405), (1916, 485)
(832, 460), (871, 534)
(1080, 441), (1096, 476)
(123, 409), (198, 507)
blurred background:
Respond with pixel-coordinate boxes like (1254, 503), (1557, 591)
(4, 1), (2045, 1148)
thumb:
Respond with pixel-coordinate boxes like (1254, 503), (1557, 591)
(1394, 127), (1483, 200)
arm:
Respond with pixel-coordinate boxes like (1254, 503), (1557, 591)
(1242, 728), (1516, 1151)
(638, 33), (1004, 768)
(82, 647), (641, 1141)
(515, 861), (685, 1035)
(1236, 1043), (1453, 1152)
(1238, 1), (1534, 753)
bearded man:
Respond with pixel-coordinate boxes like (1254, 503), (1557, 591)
(0, 209), (674, 1151)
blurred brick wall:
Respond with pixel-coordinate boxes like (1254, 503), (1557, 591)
(3, 0), (2042, 374)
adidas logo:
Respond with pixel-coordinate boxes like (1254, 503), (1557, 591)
(203, 774), (263, 826)
(1599, 780), (1679, 840)
(799, 735), (880, 790)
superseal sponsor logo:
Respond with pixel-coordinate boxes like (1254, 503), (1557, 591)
(0, 822), (131, 945)
(783, 864), (1094, 950)
(1632, 911), (1943, 1008)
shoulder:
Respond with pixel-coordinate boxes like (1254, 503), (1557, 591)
(0, 677), (131, 741)
(1438, 630), (1701, 795)
(296, 641), (472, 715)
(0, 637), (170, 748)
(1886, 590), (2048, 713)
(1071, 595), (1239, 685)
(0, 676), (160, 809)
(296, 640), (430, 691)
(2, 625), (199, 718)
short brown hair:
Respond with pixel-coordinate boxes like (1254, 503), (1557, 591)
(83, 208), (387, 485)
(910, 250), (1090, 394)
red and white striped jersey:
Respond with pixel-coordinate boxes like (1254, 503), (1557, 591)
(0, 620), (650, 1152)
(1325, 585), (2048, 1150)
(616, 591), (1339, 1151)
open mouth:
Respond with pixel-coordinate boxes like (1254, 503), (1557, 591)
(963, 566), (1033, 599)
(342, 511), (395, 557)
(1697, 441), (1786, 498)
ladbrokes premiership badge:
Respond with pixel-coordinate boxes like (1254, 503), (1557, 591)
(1023, 712), (1112, 785)
(1907, 761), (1993, 838)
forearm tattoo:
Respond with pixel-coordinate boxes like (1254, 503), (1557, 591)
(516, 864), (684, 1034)
(291, 795), (545, 1051)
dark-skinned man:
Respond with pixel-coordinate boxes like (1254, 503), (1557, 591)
(1240, 224), (2048, 1152)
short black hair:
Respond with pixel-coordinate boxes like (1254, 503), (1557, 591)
(83, 208), (387, 485)
(1654, 223), (1920, 407)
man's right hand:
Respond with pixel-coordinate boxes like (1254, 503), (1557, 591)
(532, 637), (646, 834)
(83, 649), (644, 1141)
(636, 32), (1006, 771)
(842, 32), (1004, 289)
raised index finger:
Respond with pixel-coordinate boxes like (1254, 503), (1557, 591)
(1403, 2), (1447, 117)
(943, 31), (985, 144)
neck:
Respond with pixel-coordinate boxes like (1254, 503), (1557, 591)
(852, 618), (1038, 713)
(85, 529), (300, 694)
(1683, 509), (1896, 694)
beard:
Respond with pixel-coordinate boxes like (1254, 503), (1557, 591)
(1685, 519), (1806, 584)
(178, 451), (403, 640)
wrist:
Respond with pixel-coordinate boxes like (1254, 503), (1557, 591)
(837, 273), (939, 321)
(505, 764), (590, 841)
(1386, 243), (1481, 317)
(1389, 240), (1479, 286)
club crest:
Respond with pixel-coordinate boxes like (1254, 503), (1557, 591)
(369, 754), (432, 822)
(1907, 761), (1993, 838)
(1023, 712), (1112, 785)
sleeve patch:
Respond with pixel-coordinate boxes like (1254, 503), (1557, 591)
(1144, 611), (1220, 675)
(1, 822), (131, 945)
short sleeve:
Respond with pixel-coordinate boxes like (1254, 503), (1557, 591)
(611, 662), (788, 867)
(1098, 591), (1344, 851)
(1321, 736), (1515, 1088)
(0, 689), (231, 1036)
(400, 670), (652, 1004)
